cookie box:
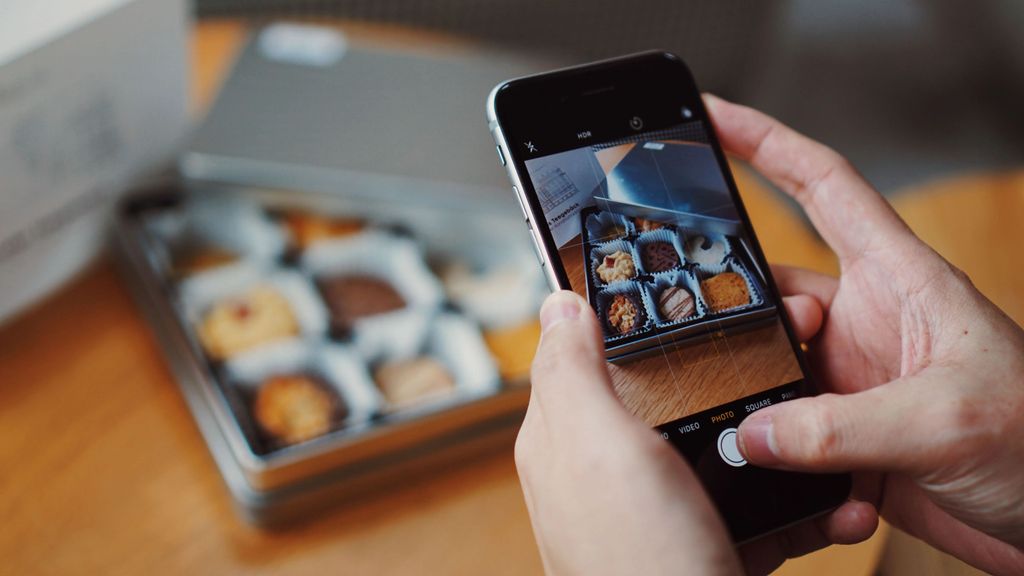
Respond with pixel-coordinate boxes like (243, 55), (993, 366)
(579, 206), (777, 361)
(113, 179), (546, 525)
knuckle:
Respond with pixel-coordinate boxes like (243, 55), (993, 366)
(530, 325), (586, 378)
(513, 427), (534, 475)
(936, 392), (991, 449)
(796, 398), (844, 466)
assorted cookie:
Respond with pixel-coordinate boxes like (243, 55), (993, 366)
(253, 373), (341, 446)
(198, 286), (299, 360)
(606, 293), (643, 335)
(581, 208), (764, 341)
(641, 241), (680, 273)
(701, 271), (751, 313)
(657, 286), (696, 321)
(633, 217), (667, 232)
(596, 250), (636, 284)
(281, 211), (365, 249)
(685, 234), (729, 268)
(155, 197), (531, 455)
(373, 357), (456, 409)
(318, 274), (406, 333)
(172, 245), (238, 278)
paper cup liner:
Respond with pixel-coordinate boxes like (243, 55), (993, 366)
(179, 264), (330, 360)
(302, 230), (445, 358)
(439, 250), (545, 331)
(635, 229), (686, 275)
(643, 270), (707, 328)
(595, 281), (652, 341)
(693, 258), (765, 315)
(362, 312), (499, 415)
(681, 231), (731, 273)
(584, 210), (633, 244)
(589, 238), (640, 288)
(149, 194), (287, 280)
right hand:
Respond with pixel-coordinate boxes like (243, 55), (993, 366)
(704, 95), (1024, 575)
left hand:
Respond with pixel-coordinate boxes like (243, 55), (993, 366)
(516, 290), (875, 575)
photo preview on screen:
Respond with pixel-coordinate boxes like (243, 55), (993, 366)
(524, 121), (804, 455)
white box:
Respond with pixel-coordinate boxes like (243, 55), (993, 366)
(0, 0), (189, 322)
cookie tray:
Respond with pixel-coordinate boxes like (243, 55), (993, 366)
(112, 180), (532, 526)
(579, 208), (778, 362)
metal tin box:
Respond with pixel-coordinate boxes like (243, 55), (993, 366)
(113, 178), (545, 525)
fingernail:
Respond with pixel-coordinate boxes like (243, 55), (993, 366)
(539, 291), (580, 334)
(738, 411), (780, 465)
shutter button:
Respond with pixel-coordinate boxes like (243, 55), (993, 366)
(717, 428), (747, 467)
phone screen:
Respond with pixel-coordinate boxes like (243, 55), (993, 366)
(492, 52), (849, 541)
(523, 124), (804, 432)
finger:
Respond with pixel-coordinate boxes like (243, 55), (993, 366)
(704, 94), (914, 265)
(739, 500), (878, 575)
(529, 290), (626, 427)
(770, 264), (838, 309)
(782, 294), (823, 343)
(737, 371), (947, 473)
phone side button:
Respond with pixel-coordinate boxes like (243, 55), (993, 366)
(526, 222), (545, 266)
(512, 186), (529, 221)
(496, 145), (507, 166)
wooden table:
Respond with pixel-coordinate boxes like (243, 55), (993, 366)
(3, 18), (1021, 575)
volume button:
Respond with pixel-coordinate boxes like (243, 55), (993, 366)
(512, 185), (529, 221)
(527, 225), (545, 265)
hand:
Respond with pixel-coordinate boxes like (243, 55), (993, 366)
(517, 290), (741, 575)
(704, 95), (1024, 575)
(517, 288), (874, 575)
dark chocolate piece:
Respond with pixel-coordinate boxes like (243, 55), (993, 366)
(642, 241), (680, 272)
(318, 274), (406, 332)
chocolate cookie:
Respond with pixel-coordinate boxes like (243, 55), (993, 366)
(642, 241), (680, 273)
(318, 274), (406, 332)
(657, 286), (695, 321)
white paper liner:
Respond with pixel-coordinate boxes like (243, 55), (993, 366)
(589, 238), (640, 288)
(682, 232), (731, 273)
(584, 210), (632, 244)
(429, 313), (501, 398)
(643, 270), (706, 327)
(179, 264), (329, 350)
(301, 230), (445, 359)
(440, 249), (545, 330)
(224, 339), (378, 432)
(693, 258), (765, 315)
(147, 194), (287, 276)
(595, 281), (652, 341)
(634, 229), (685, 275)
(364, 312), (500, 414)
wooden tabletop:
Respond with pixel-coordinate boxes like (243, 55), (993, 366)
(3, 18), (1021, 575)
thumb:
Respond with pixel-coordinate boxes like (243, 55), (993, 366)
(737, 375), (938, 474)
(529, 290), (628, 427)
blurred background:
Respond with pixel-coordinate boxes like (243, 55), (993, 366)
(2, 1), (1021, 575)
(198, 0), (1024, 193)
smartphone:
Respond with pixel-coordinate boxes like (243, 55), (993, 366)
(487, 51), (850, 543)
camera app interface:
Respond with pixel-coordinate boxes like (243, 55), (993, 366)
(523, 119), (805, 463)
